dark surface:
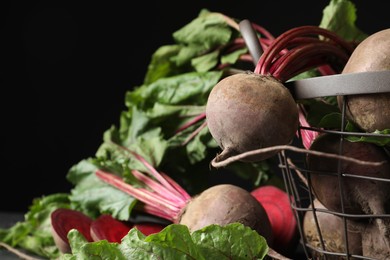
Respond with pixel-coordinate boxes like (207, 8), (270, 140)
(1, 1), (388, 213)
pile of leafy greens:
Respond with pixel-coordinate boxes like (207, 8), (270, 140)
(0, 1), (376, 259)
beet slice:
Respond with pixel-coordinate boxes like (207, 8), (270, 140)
(134, 222), (166, 236)
(90, 214), (133, 243)
(50, 208), (94, 253)
(251, 185), (298, 256)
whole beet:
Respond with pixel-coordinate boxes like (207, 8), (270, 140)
(303, 199), (362, 259)
(337, 28), (390, 132)
(307, 133), (390, 251)
(206, 72), (299, 163)
(179, 184), (274, 246)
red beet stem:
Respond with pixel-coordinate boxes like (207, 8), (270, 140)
(175, 112), (206, 134)
(271, 41), (350, 82)
(95, 148), (192, 223)
(96, 170), (182, 222)
(121, 147), (189, 200)
(160, 172), (192, 201)
(254, 25), (354, 78)
(132, 169), (187, 207)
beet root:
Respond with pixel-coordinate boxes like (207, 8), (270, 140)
(307, 133), (390, 250)
(134, 222), (166, 236)
(50, 208), (94, 253)
(362, 221), (390, 259)
(90, 214), (133, 243)
(205, 71), (299, 163)
(337, 28), (390, 132)
(90, 214), (166, 243)
(303, 199), (363, 259)
(251, 185), (298, 256)
(178, 184), (274, 246)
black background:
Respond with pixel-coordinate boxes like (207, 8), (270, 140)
(2, 1), (388, 212)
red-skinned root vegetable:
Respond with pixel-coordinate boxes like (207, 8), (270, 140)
(307, 133), (390, 250)
(206, 25), (354, 165)
(50, 208), (94, 253)
(94, 148), (274, 247)
(133, 222), (166, 236)
(90, 214), (133, 243)
(251, 185), (299, 257)
(303, 199), (363, 259)
(206, 72), (299, 163)
(361, 221), (390, 259)
(51, 209), (167, 253)
(90, 214), (166, 243)
(337, 28), (390, 132)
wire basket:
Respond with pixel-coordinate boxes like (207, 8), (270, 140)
(279, 74), (390, 260)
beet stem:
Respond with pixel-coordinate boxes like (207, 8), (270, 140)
(95, 170), (181, 222)
(123, 148), (188, 200)
(160, 172), (192, 201)
(175, 112), (206, 134)
(181, 121), (207, 146)
(254, 25), (354, 80)
(131, 169), (187, 207)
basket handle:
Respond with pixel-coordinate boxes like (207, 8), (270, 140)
(286, 70), (390, 100)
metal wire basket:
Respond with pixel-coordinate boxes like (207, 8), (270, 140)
(279, 72), (390, 259)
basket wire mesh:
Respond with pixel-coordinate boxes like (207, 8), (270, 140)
(278, 95), (390, 259)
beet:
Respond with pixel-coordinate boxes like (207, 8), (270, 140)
(303, 199), (363, 259)
(134, 222), (166, 236)
(337, 28), (390, 132)
(95, 150), (274, 247)
(50, 208), (94, 253)
(90, 214), (133, 243)
(362, 221), (390, 259)
(206, 72), (299, 163)
(250, 185), (298, 256)
(206, 25), (353, 165)
(307, 133), (390, 250)
(178, 183), (273, 245)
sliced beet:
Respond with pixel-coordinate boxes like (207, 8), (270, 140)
(50, 208), (94, 253)
(251, 185), (298, 256)
(134, 222), (166, 236)
(90, 214), (133, 243)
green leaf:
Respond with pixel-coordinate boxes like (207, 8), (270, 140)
(0, 193), (71, 259)
(320, 0), (368, 41)
(220, 48), (248, 65)
(66, 223), (268, 259)
(66, 158), (99, 185)
(172, 9), (233, 66)
(143, 44), (182, 85)
(316, 112), (342, 128)
(192, 50), (220, 72)
(304, 99), (340, 128)
(126, 71), (222, 109)
(63, 229), (126, 260)
(192, 223), (268, 259)
(345, 129), (390, 146)
(69, 172), (136, 220)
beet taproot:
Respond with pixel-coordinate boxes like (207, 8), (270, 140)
(206, 26), (353, 165)
(250, 185), (298, 256)
(337, 28), (390, 132)
(206, 72), (299, 163)
(179, 183), (273, 244)
(307, 133), (390, 250)
(361, 221), (390, 259)
(50, 208), (94, 253)
(134, 222), (166, 236)
(90, 214), (133, 243)
(303, 199), (362, 259)
(95, 150), (274, 247)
